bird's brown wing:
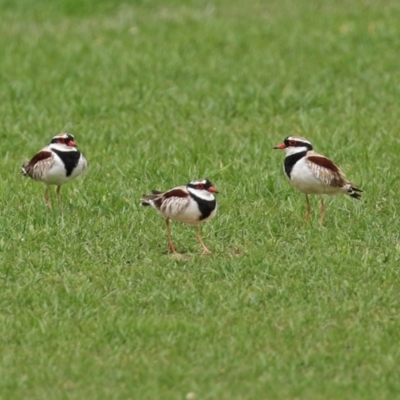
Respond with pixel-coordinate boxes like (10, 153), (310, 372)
(163, 187), (189, 199)
(22, 150), (55, 181)
(142, 186), (190, 215)
(306, 153), (346, 187)
(158, 186), (190, 214)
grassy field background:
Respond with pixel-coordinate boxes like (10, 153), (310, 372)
(1, 0), (400, 398)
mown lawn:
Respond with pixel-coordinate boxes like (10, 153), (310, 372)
(1, 0), (400, 398)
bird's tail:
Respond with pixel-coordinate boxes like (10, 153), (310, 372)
(141, 190), (162, 206)
(21, 163), (29, 176)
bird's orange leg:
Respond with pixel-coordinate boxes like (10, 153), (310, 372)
(44, 186), (52, 209)
(56, 186), (63, 209)
(165, 218), (177, 253)
(304, 194), (311, 223)
(195, 225), (212, 255)
(320, 197), (326, 225)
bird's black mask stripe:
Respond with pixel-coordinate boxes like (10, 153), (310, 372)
(189, 192), (216, 220)
(52, 149), (81, 177)
(284, 151), (308, 179)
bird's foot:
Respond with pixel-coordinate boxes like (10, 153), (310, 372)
(201, 248), (212, 255)
(168, 245), (178, 253)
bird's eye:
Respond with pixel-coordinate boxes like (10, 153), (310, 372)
(59, 138), (65, 143)
(288, 140), (296, 146)
(197, 184), (204, 189)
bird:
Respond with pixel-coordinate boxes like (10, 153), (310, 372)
(142, 179), (219, 254)
(273, 136), (362, 224)
(22, 133), (87, 209)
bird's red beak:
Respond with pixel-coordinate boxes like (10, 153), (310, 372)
(208, 186), (219, 194)
(273, 143), (286, 150)
(68, 140), (76, 147)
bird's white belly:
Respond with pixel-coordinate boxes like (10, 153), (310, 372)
(166, 200), (202, 224)
(42, 163), (70, 185)
(290, 159), (342, 195)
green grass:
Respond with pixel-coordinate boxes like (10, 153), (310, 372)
(1, 0), (400, 398)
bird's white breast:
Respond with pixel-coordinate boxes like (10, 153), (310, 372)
(43, 152), (86, 185)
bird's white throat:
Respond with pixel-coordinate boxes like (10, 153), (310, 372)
(49, 143), (78, 152)
(187, 187), (215, 201)
(284, 145), (310, 156)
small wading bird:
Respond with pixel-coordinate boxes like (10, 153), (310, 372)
(142, 179), (218, 254)
(274, 136), (362, 224)
(22, 133), (87, 209)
